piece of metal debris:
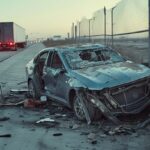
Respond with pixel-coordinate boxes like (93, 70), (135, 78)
(40, 96), (47, 102)
(10, 89), (28, 94)
(24, 99), (46, 108)
(53, 133), (63, 136)
(0, 100), (25, 107)
(36, 118), (55, 124)
(0, 117), (10, 121)
(87, 133), (97, 144)
(72, 124), (80, 129)
(136, 118), (150, 129)
(104, 125), (135, 136)
(77, 90), (91, 125)
(0, 134), (11, 138)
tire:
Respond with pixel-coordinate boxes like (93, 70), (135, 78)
(72, 95), (101, 121)
(28, 80), (40, 99)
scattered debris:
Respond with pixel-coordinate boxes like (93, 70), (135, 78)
(136, 118), (150, 129)
(104, 125), (136, 136)
(100, 134), (107, 138)
(53, 133), (63, 136)
(54, 113), (67, 118)
(40, 96), (47, 102)
(10, 89), (28, 94)
(80, 132), (89, 135)
(72, 124), (80, 130)
(0, 117), (10, 121)
(0, 100), (25, 107)
(24, 99), (46, 108)
(0, 134), (11, 138)
(35, 117), (60, 128)
(36, 118), (55, 124)
(87, 133), (97, 144)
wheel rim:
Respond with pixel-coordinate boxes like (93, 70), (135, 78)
(74, 97), (85, 120)
(28, 81), (36, 98)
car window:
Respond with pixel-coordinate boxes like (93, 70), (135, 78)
(39, 52), (48, 61)
(35, 52), (48, 63)
(51, 52), (63, 69)
(63, 48), (125, 69)
(47, 51), (54, 67)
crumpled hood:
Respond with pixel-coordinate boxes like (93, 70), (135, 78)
(71, 61), (150, 90)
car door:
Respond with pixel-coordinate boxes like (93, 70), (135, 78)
(33, 51), (49, 90)
(43, 51), (69, 103)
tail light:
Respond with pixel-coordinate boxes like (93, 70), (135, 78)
(9, 42), (15, 46)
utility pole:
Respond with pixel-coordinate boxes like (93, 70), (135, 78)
(67, 32), (70, 39)
(75, 25), (77, 43)
(148, 0), (150, 67)
(78, 22), (81, 42)
(88, 19), (92, 42)
(104, 6), (106, 45)
(111, 6), (116, 48)
(72, 22), (74, 40)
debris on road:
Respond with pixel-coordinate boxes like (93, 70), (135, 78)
(0, 100), (25, 107)
(40, 96), (47, 102)
(0, 117), (10, 121)
(24, 99), (46, 108)
(35, 117), (60, 128)
(87, 133), (97, 144)
(72, 124), (80, 130)
(136, 118), (150, 129)
(103, 125), (136, 136)
(36, 118), (55, 124)
(0, 134), (11, 138)
(53, 133), (63, 136)
(54, 113), (67, 118)
(10, 89), (28, 94)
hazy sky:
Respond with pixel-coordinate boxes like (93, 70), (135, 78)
(0, 0), (120, 38)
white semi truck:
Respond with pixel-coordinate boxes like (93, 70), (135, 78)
(0, 22), (26, 50)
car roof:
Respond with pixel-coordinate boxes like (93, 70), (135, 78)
(41, 43), (108, 53)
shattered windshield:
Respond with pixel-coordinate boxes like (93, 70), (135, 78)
(63, 48), (125, 69)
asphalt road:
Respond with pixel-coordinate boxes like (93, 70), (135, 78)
(0, 43), (150, 150)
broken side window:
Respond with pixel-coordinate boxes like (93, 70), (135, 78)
(51, 52), (63, 69)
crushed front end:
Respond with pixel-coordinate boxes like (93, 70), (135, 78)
(78, 77), (150, 124)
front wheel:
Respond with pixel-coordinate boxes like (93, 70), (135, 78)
(73, 95), (101, 121)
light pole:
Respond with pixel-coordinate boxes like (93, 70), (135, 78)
(72, 22), (74, 40)
(104, 6), (106, 45)
(88, 19), (92, 42)
(88, 18), (95, 42)
(78, 21), (81, 42)
(75, 25), (77, 43)
(111, 6), (116, 48)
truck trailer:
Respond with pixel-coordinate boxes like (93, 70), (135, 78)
(0, 22), (26, 50)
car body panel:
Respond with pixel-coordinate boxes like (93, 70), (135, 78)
(70, 61), (150, 90)
(25, 44), (150, 121)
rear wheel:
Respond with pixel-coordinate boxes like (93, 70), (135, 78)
(73, 95), (101, 121)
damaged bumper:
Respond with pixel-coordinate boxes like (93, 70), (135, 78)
(77, 78), (150, 124)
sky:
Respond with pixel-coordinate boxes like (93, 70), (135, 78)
(0, 0), (121, 39)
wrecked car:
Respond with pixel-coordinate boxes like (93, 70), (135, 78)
(26, 44), (150, 122)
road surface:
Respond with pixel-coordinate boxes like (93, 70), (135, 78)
(0, 43), (150, 150)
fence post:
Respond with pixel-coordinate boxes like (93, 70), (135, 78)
(104, 7), (106, 45)
(111, 6), (116, 48)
